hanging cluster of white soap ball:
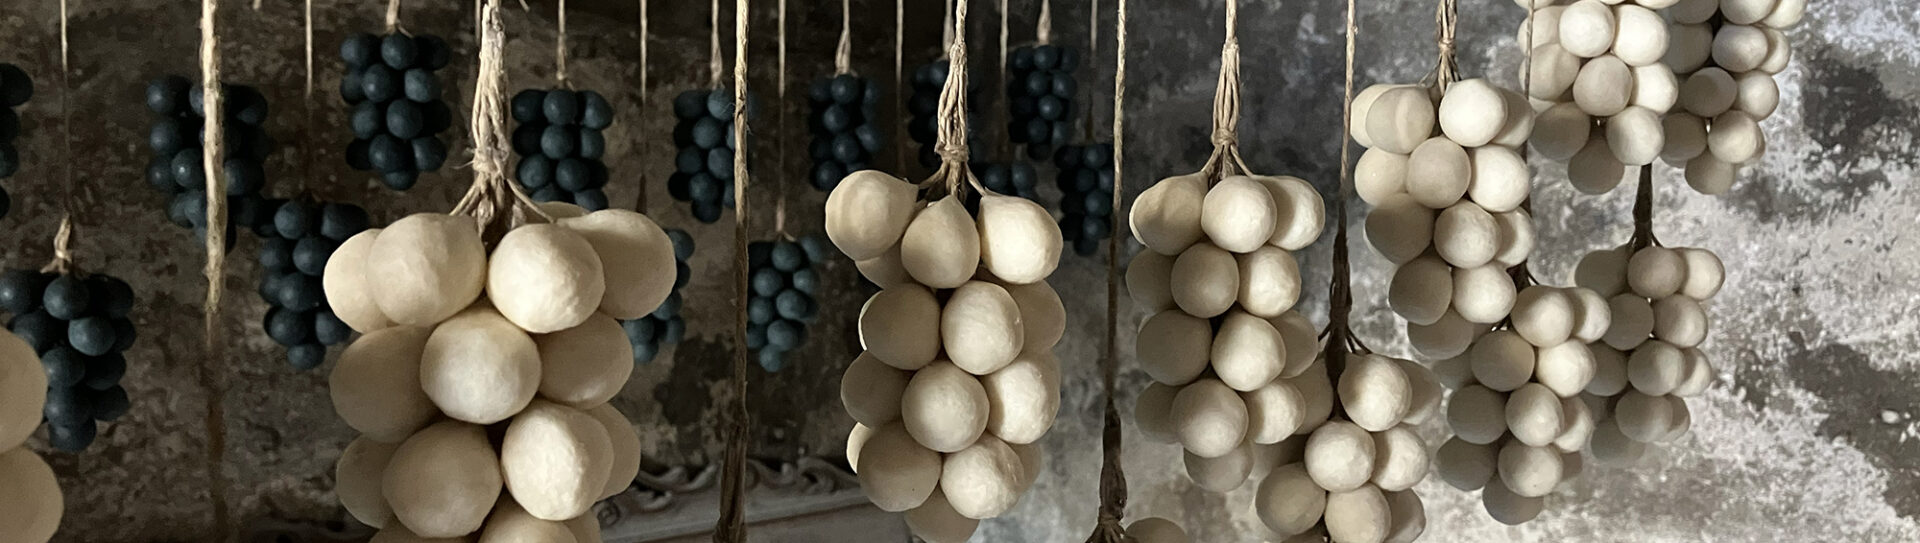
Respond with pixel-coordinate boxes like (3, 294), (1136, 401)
(825, 169), (1066, 543)
(1662, 0), (1805, 194)
(1571, 243), (1721, 466)
(1518, 0), (1679, 194)
(323, 202), (676, 542)
(1, 330), (62, 543)
(1428, 283), (1614, 525)
(1123, 169), (1325, 491)
(1353, 79), (1537, 360)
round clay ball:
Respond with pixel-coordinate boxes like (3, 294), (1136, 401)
(900, 196), (981, 289)
(1339, 354), (1413, 432)
(1604, 293), (1656, 351)
(939, 435), (1026, 519)
(1171, 378), (1250, 459)
(1212, 311), (1287, 392)
(1384, 489), (1427, 543)
(1185, 442), (1254, 492)
(337, 436), (401, 528)
(369, 525), (475, 543)
(1497, 441), (1563, 498)
(1734, 70), (1780, 119)
(331, 325), (439, 442)
(1632, 64), (1680, 113)
(0, 330), (46, 451)
(1482, 479), (1545, 526)
(1131, 173), (1208, 255)
(1407, 310), (1479, 359)
(420, 305), (542, 424)
(1170, 242), (1240, 318)
(1350, 84), (1402, 148)
(976, 194), (1062, 284)
(1569, 132), (1627, 194)
(324, 228), (395, 333)
(1492, 89), (1536, 148)
(1434, 437), (1497, 491)
(1271, 311), (1321, 378)
(904, 491), (980, 543)
(1366, 87), (1438, 155)
(1397, 358), (1446, 425)
(1405, 137), (1472, 209)
(1628, 246), (1690, 299)
(1590, 417), (1648, 466)
(859, 284), (942, 370)
(585, 403), (643, 500)
(1434, 201), (1500, 269)
(1237, 246), (1303, 318)
(1674, 348), (1717, 397)
(1567, 287), (1614, 343)
(1134, 382), (1180, 443)
(1364, 194), (1436, 265)
(858, 422), (943, 511)
(476, 499), (576, 543)
(1447, 384), (1510, 445)
(1686, 154), (1740, 195)
(1530, 102), (1591, 160)
(1355, 149), (1409, 206)
(855, 243), (912, 288)
(1389, 257), (1454, 326)
(1438, 78), (1509, 147)
(1574, 55), (1633, 117)
(555, 210), (676, 320)
(942, 281), (1026, 375)
(1254, 463), (1327, 537)
(901, 362), (990, 452)
(562, 513), (601, 543)
(842, 352), (910, 427)
(1553, 396), (1597, 453)
(1709, 110), (1764, 164)
(1527, 44), (1581, 101)
(1574, 246), (1630, 297)
(1128, 518), (1191, 543)
(1324, 484), (1392, 543)
(1371, 426), (1430, 492)
(1628, 339), (1688, 396)
(1289, 362), (1336, 435)
(367, 213), (487, 326)
(1304, 421), (1377, 492)
(1653, 295), (1709, 348)
(1611, 4), (1669, 66)
(1202, 176), (1279, 253)
(1607, 106), (1665, 166)
(1258, 175), (1328, 251)
(1136, 310), (1213, 386)
(1506, 383), (1566, 447)
(1614, 390), (1675, 443)
(1557, 0), (1617, 58)
(1681, 68), (1738, 118)
(1468, 146), (1529, 213)
(1005, 281), (1066, 354)
(1535, 340), (1597, 398)
(500, 401), (613, 521)
(1663, 112), (1710, 165)
(1243, 380), (1306, 444)
(1491, 210), (1536, 268)
(534, 313), (633, 409)
(0, 448), (62, 543)
(1712, 24), (1771, 73)
(383, 421), (503, 538)
(1679, 248), (1725, 300)
(1451, 265), (1516, 324)
(1587, 343), (1631, 396)
(1471, 330), (1537, 392)
(982, 353), (1062, 445)
(1126, 251), (1177, 311)
(1512, 286), (1577, 347)
(826, 170), (921, 260)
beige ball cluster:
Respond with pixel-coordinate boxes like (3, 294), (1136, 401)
(1517, 0), (1679, 194)
(1572, 244), (1721, 466)
(1661, 0), (1804, 194)
(1353, 79), (1536, 357)
(0, 331), (61, 543)
(324, 203), (670, 542)
(826, 170), (1064, 543)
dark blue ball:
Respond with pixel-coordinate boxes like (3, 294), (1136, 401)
(578, 129), (605, 160)
(581, 90), (614, 130)
(383, 170), (420, 191)
(273, 200), (318, 240)
(511, 89), (547, 123)
(110, 318), (137, 353)
(624, 317), (656, 343)
(381, 33), (419, 69)
(339, 33), (380, 67)
(541, 125), (577, 159)
(573, 189), (608, 211)
(265, 307), (311, 346)
(147, 75), (191, 114)
(44, 387), (91, 425)
(746, 323), (766, 350)
(47, 419), (96, 452)
(705, 90), (733, 120)
(293, 236), (338, 276)
(651, 292), (683, 320)
(830, 75), (861, 105)
(288, 343), (327, 370)
(43, 275), (91, 320)
(369, 134), (411, 172)
(668, 229), (695, 260)
(673, 90), (707, 120)
(41, 347), (85, 388)
(770, 242), (806, 272)
(765, 319), (804, 350)
(386, 99), (425, 139)
(692, 201), (723, 224)
(790, 268), (818, 294)
(691, 117), (725, 150)
(278, 274), (324, 312)
(260, 236), (294, 271)
(90, 386), (130, 421)
(68, 317), (118, 357)
(360, 64), (399, 103)
(757, 349), (787, 372)
(82, 352), (125, 390)
(0, 268), (46, 314)
(751, 267), (785, 297)
(663, 317), (685, 344)
(632, 340), (659, 364)
(543, 90), (581, 125)
(9, 310), (63, 355)
(747, 296), (775, 325)
(775, 290), (816, 321)
(404, 68), (442, 102)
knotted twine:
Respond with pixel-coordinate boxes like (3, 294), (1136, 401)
(1197, 0), (1248, 184)
(835, 0), (853, 75)
(926, 0), (976, 197)
(1322, 0), (1366, 409)
(1085, 0), (1129, 540)
(1631, 166), (1657, 250)
(453, 0), (550, 238)
(713, 0), (753, 538)
(43, 0), (79, 276)
(555, 0), (571, 85)
(1431, 0), (1459, 91)
(197, 0), (234, 537)
(386, 0), (403, 32)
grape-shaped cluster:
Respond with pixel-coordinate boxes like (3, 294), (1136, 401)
(511, 88), (616, 211)
(624, 228), (693, 364)
(826, 170), (1064, 543)
(0, 63), (31, 217)
(1572, 244), (1720, 463)
(745, 236), (824, 372)
(1005, 44), (1079, 161)
(0, 270), (138, 452)
(257, 199), (372, 370)
(905, 61), (950, 169)
(1661, 0), (1804, 194)
(1353, 80), (1537, 359)
(143, 76), (278, 242)
(806, 75), (885, 192)
(1429, 283), (1614, 525)
(1053, 143), (1115, 257)
(668, 88), (752, 223)
(339, 32), (454, 191)
(1519, 0), (1680, 194)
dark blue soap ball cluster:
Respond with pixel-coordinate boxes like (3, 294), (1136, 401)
(513, 88), (616, 211)
(1006, 44), (1079, 161)
(906, 61), (950, 169)
(806, 74), (884, 192)
(622, 228), (693, 364)
(143, 76), (278, 244)
(668, 88), (755, 224)
(0, 63), (32, 218)
(745, 236), (825, 373)
(339, 32), (454, 191)
(972, 160), (1039, 201)
(1054, 143), (1116, 256)
(257, 200), (372, 370)
(0, 269), (138, 452)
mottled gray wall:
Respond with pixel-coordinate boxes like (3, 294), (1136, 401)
(0, 0), (1914, 541)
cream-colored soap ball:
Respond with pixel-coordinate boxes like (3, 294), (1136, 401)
(1406, 137), (1472, 210)
(1447, 385), (1511, 445)
(854, 243), (911, 288)
(1482, 479), (1546, 526)
(940, 434), (1027, 519)
(585, 403), (643, 500)
(369, 525), (475, 543)
(1681, 68), (1738, 118)
(1573, 55), (1633, 117)
(1674, 348), (1716, 397)
(1434, 437), (1498, 491)
(847, 423), (875, 473)
(1709, 111), (1764, 164)
(1612, 5), (1670, 67)
(0, 448), (62, 543)
(1355, 149), (1409, 206)
(420, 305), (543, 425)
(1663, 112), (1710, 165)
(1397, 358), (1446, 425)
(1492, 89), (1536, 148)
(338, 436), (401, 528)
(1388, 257), (1452, 327)
(477, 499), (576, 543)
(1735, 71), (1781, 119)
(1567, 287), (1612, 343)
(1527, 44), (1581, 101)
(1569, 133), (1628, 194)
(1305, 421), (1378, 492)
(1614, 390), (1676, 442)
(901, 196), (982, 289)
(1666, 21), (1714, 72)
(1185, 441), (1255, 492)
(1506, 383), (1566, 447)
(1126, 250), (1176, 311)
(1471, 330), (1537, 392)
(1468, 146), (1530, 213)
(1587, 344), (1631, 396)
(1628, 340), (1688, 395)
(1272, 311), (1321, 378)
(1451, 265), (1517, 325)
(1491, 210), (1535, 268)
(1366, 86), (1438, 155)
(1531, 102), (1591, 161)
(1604, 294), (1656, 351)
(1628, 246), (1690, 299)
(977, 193), (1063, 284)
(1365, 194), (1436, 265)
(324, 228), (395, 333)
(1255, 463), (1328, 537)
(1131, 173), (1209, 255)
(1574, 246), (1630, 297)
(1134, 382), (1180, 443)
(1553, 396), (1597, 453)
(1439, 79), (1510, 147)
(501, 401), (614, 521)
(905, 491), (980, 543)
(384, 421), (504, 538)
(1238, 246), (1303, 318)
(1213, 311), (1288, 392)
(367, 213), (488, 326)
(842, 352), (910, 427)
(1607, 106), (1666, 166)
(1513, 286), (1577, 347)
(859, 284), (942, 371)
(331, 325), (439, 442)
(1005, 281), (1066, 354)
(1371, 426), (1430, 492)
(1290, 361), (1337, 434)
(0, 329), (47, 451)
(1202, 175), (1280, 253)
(1339, 354), (1413, 432)
(535, 313), (634, 409)
(1434, 201), (1500, 269)
(1653, 295), (1710, 348)
(1136, 310), (1213, 386)
(1589, 417), (1648, 466)
(555, 210), (676, 320)
(859, 422), (944, 512)
(1557, 0), (1617, 58)
(561, 514), (600, 543)
(1632, 64), (1679, 114)
(826, 170), (921, 260)
(1244, 380), (1307, 444)
(901, 362), (991, 453)
(1497, 442), (1563, 498)
(1170, 242), (1241, 318)
(942, 281), (1026, 375)
(1679, 248), (1725, 299)
(1384, 490), (1427, 543)
(1535, 340), (1597, 398)
(1685, 154), (1739, 195)
(1713, 24), (1771, 73)
(1128, 518), (1191, 543)
(1407, 310), (1479, 359)
(1173, 378), (1251, 459)
(1324, 484), (1392, 543)
(982, 353), (1062, 445)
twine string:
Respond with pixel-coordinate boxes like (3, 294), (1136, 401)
(1085, 0), (1129, 540)
(1432, 0), (1459, 91)
(942, 0), (955, 54)
(387, 0), (402, 32)
(777, 0), (789, 236)
(1631, 165), (1657, 250)
(635, 0), (651, 213)
(1200, 0), (1247, 182)
(709, 0), (723, 88)
(197, 0), (233, 537)
(300, 0), (316, 195)
(1320, 0), (1363, 417)
(930, 0), (975, 196)
(1080, 0), (1099, 139)
(555, 0), (570, 85)
(1037, 0), (1052, 45)
(835, 0), (853, 74)
(893, 0), (904, 170)
(46, 0), (78, 275)
(453, 0), (551, 238)
(714, 0), (753, 538)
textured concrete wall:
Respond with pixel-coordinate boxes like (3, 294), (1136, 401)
(0, 0), (1914, 541)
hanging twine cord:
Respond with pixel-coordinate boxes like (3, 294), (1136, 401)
(927, 0), (976, 196)
(299, 0), (317, 195)
(709, 0), (724, 88)
(1320, 0), (1364, 419)
(835, 0), (853, 74)
(714, 0), (753, 538)
(1631, 166), (1658, 250)
(1085, 0), (1128, 540)
(197, 0), (234, 537)
(893, 0), (904, 169)
(386, 0), (402, 32)
(1199, 0), (1248, 182)
(453, 0), (550, 237)
(44, 0), (78, 275)
(635, 0), (651, 212)
(1431, 0), (1459, 91)
(775, 0), (789, 236)
(942, 0), (955, 56)
(1037, 0), (1053, 45)
(1509, 2), (1538, 287)
(555, 0), (571, 85)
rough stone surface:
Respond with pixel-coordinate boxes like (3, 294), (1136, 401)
(0, 0), (1912, 541)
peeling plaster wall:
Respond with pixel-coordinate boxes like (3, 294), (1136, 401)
(0, 0), (1914, 542)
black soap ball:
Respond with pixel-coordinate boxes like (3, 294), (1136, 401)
(42, 275), (91, 321)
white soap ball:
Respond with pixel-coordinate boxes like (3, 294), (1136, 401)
(1629, 246), (1690, 299)
(1397, 358), (1446, 425)
(384, 421), (503, 538)
(1709, 110), (1764, 164)
(1364, 194), (1436, 265)
(1491, 210), (1535, 268)
(1665, 22), (1714, 73)
(561, 514), (600, 543)
(1238, 246), (1303, 318)
(1674, 348), (1716, 397)
(826, 170), (921, 260)
(501, 401), (614, 521)
(1185, 441), (1255, 492)
(1434, 437), (1498, 491)
(1172, 378), (1250, 458)
(1355, 149), (1409, 205)
(1569, 130), (1628, 194)
(1467, 146), (1529, 213)
(1527, 44), (1581, 101)
(1712, 24), (1771, 73)
(847, 423), (875, 472)
(1290, 360), (1336, 434)
(1603, 294), (1656, 351)
(1136, 310), (1213, 386)
(859, 284), (942, 370)
(1249, 442), (1289, 481)
(337, 436), (401, 528)
(1405, 137), (1472, 209)
(1727, 0), (1783, 24)
(1339, 354), (1413, 432)
(942, 281), (1026, 375)
(977, 194), (1062, 285)
(1005, 281), (1066, 354)
(1366, 87), (1438, 155)
(420, 305), (542, 425)
(1670, 0), (1719, 24)
(1255, 463), (1328, 537)
(1010, 441), (1044, 491)
(1492, 89), (1537, 148)
(0, 330), (46, 451)
(1553, 396), (1597, 452)
(1679, 249), (1725, 301)
(1170, 242), (1240, 318)
(536, 201), (589, 220)
(1389, 257), (1454, 326)
(1125, 250), (1177, 311)
(535, 313), (634, 409)
(1587, 344), (1631, 396)
(1610, 4), (1668, 66)
(1515, 5), (1563, 48)
(858, 422), (943, 511)
(331, 325), (439, 442)
(1574, 246), (1631, 297)
(905, 491), (980, 543)
(1566, 287), (1613, 343)
(1202, 176), (1280, 253)
(1324, 485), (1392, 543)
(1686, 154), (1740, 195)
(1128, 518), (1192, 543)
(982, 353), (1061, 445)
(1758, 28), (1793, 74)
(1573, 55), (1633, 117)
(1371, 426), (1430, 492)
(1433, 354), (1475, 391)
(1384, 490), (1426, 543)
(1662, 113), (1709, 165)
(1305, 421), (1378, 492)
(1481, 479), (1545, 526)
(1589, 417), (1648, 466)
(901, 196), (982, 289)
(1438, 78), (1509, 147)
(1471, 331), (1537, 392)
(842, 352), (910, 426)
(1653, 295), (1710, 348)
(1506, 384), (1566, 447)
(1452, 265), (1516, 324)
(584, 403), (643, 500)
(1606, 106), (1665, 166)
(325, 228), (395, 333)
(1734, 71), (1780, 119)
(1131, 173), (1209, 255)
(1244, 380), (1307, 444)
(1530, 102), (1591, 160)
(1497, 442), (1563, 498)
(1407, 311), (1479, 359)
(1614, 390), (1675, 442)
(1632, 65), (1680, 114)
(1134, 382), (1180, 443)
(1558, 0), (1617, 58)
(939, 434), (1025, 519)
(369, 525), (474, 543)
(1681, 68), (1739, 118)
(477, 498), (576, 543)
(1213, 311), (1288, 392)
(0, 448), (61, 543)
(901, 362), (990, 453)
(1628, 339), (1688, 395)
(1763, 0), (1805, 26)
(1350, 84), (1401, 148)
(855, 242), (912, 288)
(1434, 202), (1500, 269)
(1448, 385), (1511, 445)
(367, 213), (487, 326)
(1258, 175), (1328, 252)
(1513, 286), (1577, 347)
(555, 210), (676, 320)
(1272, 311), (1321, 378)
(1535, 341), (1597, 398)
